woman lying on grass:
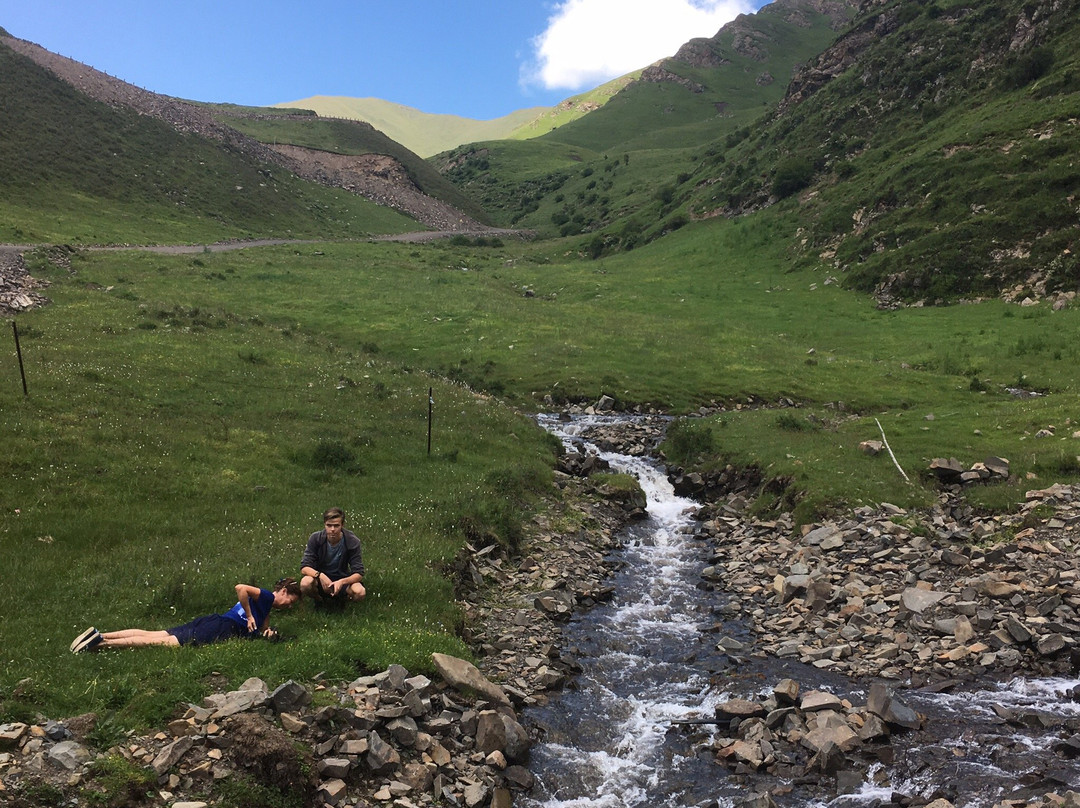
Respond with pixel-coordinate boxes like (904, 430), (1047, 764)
(70, 578), (302, 652)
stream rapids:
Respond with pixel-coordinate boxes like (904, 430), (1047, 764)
(522, 414), (1080, 808)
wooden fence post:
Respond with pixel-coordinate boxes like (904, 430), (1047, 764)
(13, 321), (28, 397)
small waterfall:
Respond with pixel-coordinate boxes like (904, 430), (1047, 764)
(525, 414), (740, 807)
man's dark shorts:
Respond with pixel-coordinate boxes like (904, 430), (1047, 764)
(167, 614), (245, 646)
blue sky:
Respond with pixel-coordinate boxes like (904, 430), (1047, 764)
(2, 0), (768, 120)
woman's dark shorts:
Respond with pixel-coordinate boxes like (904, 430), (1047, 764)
(167, 614), (246, 647)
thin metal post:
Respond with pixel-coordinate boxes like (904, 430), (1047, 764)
(427, 387), (433, 455)
(13, 321), (28, 397)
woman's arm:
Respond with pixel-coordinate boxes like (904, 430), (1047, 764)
(234, 584), (263, 633)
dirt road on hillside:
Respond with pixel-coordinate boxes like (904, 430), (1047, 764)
(0, 229), (533, 255)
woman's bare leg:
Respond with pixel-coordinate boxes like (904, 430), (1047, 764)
(100, 629), (180, 648)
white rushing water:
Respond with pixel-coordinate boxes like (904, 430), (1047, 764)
(525, 415), (733, 807)
(528, 414), (1080, 808)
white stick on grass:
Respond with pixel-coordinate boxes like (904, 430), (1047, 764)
(875, 418), (910, 483)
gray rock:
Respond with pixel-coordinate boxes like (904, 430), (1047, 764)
(900, 587), (947, 614)
(46, 740), (91, 771)
(929, 457), (965, 480)
(1006, 617), (1033, 643)
(1037, 633), (1066, 655)
(500, 713), (532, 762)
(736, 792), (778, 808)
(365, 731), (400, 773)
(773, 679), (800, 704)
(464, 781), (490, 807)
(800, 691), (844, 712)
(387, 716), (419, 748)
(319, 757), (351, 779)
(954, 614), (976, 644)
(475, 711), (506, 755)
(806, 739), (847, 773)
(803, 723), (859, 754)
(317, 778), (348, 806)
(867, 684), (922, 730)
(803, 525), (842, 547)
(206, 677), (269, 718)
(503, 764), (536, 789)
(0, 723), (28, 750)
(400, 761), (434, 792)
(780, 574), (810, 602)
(271, 680), (311, 714)
(716, 698), (767, 720)
(432, 653), (511, 707)
(151, 736), (194, 775)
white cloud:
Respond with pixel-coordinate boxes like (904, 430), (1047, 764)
(524, 0), (755, 92)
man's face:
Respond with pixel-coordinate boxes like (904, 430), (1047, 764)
(324, 517), (344, 544)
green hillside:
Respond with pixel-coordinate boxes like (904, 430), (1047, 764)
(0, 42), (416, 244)
(272, 95), (546, 158)
(207, 106), (488, 223)
(438, 0), (1080, 301)
(682, 0), (1080, 303)
(505, 73), (642, 141)
(434, 0), (858, 237)
(537, 0), (855, 153)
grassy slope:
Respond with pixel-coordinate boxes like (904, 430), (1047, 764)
(44, 216), (1080, 505)
(212, 111), (489, 223)
(433, 1), (854, 237)
(0, 245), (558, 725)
(505, 73), (642, 142)
(272, 95), (546, 158)
(0, 43), (417, 244)
(538, 3), (848, 153)
(685, 0), (1080, 301)
(4, 205), (1079, 724)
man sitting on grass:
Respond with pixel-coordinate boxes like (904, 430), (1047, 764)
(71, 578), (301, 652)
(299, 506), (366, 605)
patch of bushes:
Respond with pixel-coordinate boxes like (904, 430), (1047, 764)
(663, 418), (717, 464)
(775, 411), (818, 431)
(772, 157), (815, 199)
(1003, 45), (1055, 89)
(305, 439), (363, 475)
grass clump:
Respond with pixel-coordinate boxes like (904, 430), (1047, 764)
(80, 755), (155, 808)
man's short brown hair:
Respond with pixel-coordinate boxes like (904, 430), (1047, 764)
(322, 506), (345, 523)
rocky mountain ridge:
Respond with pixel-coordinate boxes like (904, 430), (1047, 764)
(0, 34), (483, 232)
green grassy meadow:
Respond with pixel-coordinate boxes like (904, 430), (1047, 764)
(0, 249), (559, 726)
(4, 0), (1080, 739)
(3, 202), (1079, 728)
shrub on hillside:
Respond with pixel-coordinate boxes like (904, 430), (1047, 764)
(1004, 46), (1055, 89)
(772, 157), (815, 199)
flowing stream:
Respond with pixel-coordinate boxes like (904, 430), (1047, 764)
(525, 414), (1080, 808)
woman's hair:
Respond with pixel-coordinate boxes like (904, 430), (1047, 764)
(275, 577), (302, 598)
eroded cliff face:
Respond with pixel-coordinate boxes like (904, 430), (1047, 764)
(268, 145), (484, 231)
